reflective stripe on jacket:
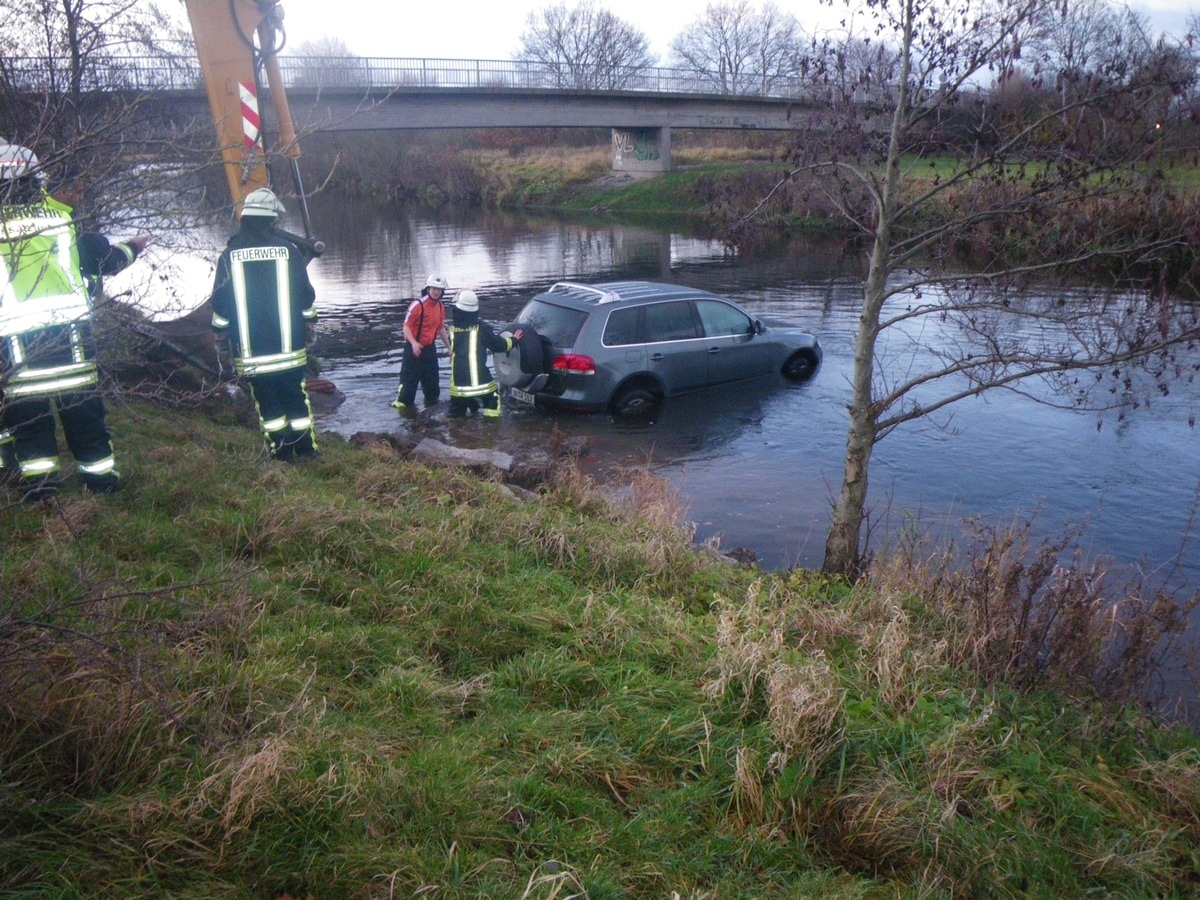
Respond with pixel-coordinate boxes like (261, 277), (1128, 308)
(449, 317), (513, 398)
(210, 223), (317, 376)
(0, 198), (96, 396)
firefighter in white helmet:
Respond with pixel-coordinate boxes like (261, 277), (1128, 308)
(448, 289), (514, 418)
(0, 143), (149, 500)
(209, 187), (320, 461)
(392, 273), (451, 412)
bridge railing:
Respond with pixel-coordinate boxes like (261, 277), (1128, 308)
(0, 56), (201, 91)
(0, 55), (834, 102)
(280, 56), (832, 101)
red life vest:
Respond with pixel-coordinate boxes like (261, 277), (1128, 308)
(405, 296), (445, 348)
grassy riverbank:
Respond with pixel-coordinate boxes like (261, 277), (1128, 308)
(306, 131), (792, 220)
(4, 398), (1200, 898)
(308, 132), (1200, 286)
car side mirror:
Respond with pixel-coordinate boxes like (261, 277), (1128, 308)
(753, 319), (765, 335)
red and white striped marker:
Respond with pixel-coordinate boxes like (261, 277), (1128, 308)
(239, 82), (260, 151)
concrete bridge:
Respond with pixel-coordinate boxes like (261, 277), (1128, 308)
(6, 55), (860, 172)
(270, 83), (813, 173)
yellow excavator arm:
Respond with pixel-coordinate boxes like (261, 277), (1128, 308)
(183, 0), (318, 250)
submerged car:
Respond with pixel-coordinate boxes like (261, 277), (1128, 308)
(495, 280), (822, 417)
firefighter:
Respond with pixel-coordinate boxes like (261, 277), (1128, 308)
(209, 187), (319, 462)
(0, 143), (149, 500)
(392, 274), (450, 412)
(47, 164), (150, 300)
(447, 289), (514, 419)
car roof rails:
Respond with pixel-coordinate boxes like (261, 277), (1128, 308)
(547, 281), (622, 304)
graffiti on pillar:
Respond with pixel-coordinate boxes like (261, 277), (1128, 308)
(613, 129), (660, 162)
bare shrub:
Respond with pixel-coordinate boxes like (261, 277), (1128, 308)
(870, 517), (1200, 709)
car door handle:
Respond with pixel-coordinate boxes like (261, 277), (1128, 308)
(707, 347), (721, 354)
(650, 353), (665, 361)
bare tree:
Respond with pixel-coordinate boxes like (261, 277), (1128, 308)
(0, 0), (230, 361)
(0, 0), (196, 174)
(517, 0), (655, 90)
(747, 0), (1199, 577)
(1024, 0), (1168, 138)
(670, 0), (806, 95)
(1, 0), (189, 106)
(286, 36), (366, 89)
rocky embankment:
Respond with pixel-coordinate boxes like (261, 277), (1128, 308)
(347, 427), (589, 501)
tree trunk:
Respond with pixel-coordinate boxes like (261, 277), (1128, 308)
(822, 405), (876, 577)
(821, 267), (884, 577)
(820, 0), (913, 578)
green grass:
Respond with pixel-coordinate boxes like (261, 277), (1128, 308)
(563, 162), (779, 216)
(3, 399), (1200, 898)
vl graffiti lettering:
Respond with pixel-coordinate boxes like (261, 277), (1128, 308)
(613, 129), (660, 162)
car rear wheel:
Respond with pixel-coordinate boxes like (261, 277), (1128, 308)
(782, 349), (819, 381)
(610, 384), (661, 419)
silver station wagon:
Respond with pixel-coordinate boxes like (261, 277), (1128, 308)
(495, 280), (822, 417)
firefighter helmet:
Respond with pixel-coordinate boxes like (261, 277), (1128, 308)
(241, 187), (284, 217)
(0, 143), (44, 183)
(454, 289), (479, 312)
(424, 274), (449, 292)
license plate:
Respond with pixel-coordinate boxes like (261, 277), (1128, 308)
(511, 387), (535, 405)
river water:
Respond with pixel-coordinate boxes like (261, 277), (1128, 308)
(310, 198), (1200, 586)
(134, 194), (1200, 591)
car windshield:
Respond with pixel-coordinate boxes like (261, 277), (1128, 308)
(515, 299), (588, 347)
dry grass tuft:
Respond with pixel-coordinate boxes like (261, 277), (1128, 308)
(707, 581), (847, 777)
(621, 469), (692, 534)
(210, 739), (295, 836)
(732, 745), (766, 825)
(704, 583), (787, 705)
(1126, 749), (1200, 823)
(766, 660), (846, 769)
(819, 774), (939, 877)
(517, 858), (590, 900)
(185, 669), (328, 844)
(516, 513), (580, 567)
(438, 673), (494, 719)
(521, 467), (699, 581)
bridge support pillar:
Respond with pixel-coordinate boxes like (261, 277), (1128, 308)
(611, 126), (671, 173)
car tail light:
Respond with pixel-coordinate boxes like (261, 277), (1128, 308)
(552, 354), (596, 375)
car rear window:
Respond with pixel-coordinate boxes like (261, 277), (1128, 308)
(515, 299), (588, 347)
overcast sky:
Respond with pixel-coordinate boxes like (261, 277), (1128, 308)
(273, 0), (1194, 63)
